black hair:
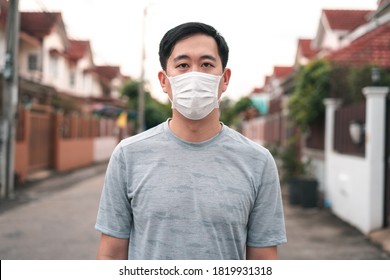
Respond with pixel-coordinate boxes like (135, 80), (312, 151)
(158, 22), (229, 71)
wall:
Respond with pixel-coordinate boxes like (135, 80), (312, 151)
(14, 142), (28, 182)
(42, 31), (65, 87)
(303, 148), (325, 198)
(93, 136), (117, 162)
(0, 27), (6, 70)
(55, 138), (94, 172)
(326, 152), (369, 232)
(324, 87), (388, 234)
(242, 117), (265, 145)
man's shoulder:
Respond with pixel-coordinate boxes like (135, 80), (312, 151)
(223, 125), (270, 156)
(120, 122), (166, 149)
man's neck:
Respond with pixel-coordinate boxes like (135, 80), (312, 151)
(169, 110), (222, 142)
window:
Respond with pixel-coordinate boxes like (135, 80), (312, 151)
(28, 54), (38, 71)
(49, 55), (58, 78)
(69, 71), (76, 87)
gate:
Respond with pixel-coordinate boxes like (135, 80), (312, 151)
(29, 112), (53, 173)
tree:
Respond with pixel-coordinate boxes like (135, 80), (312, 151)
(288, 59), (331, 132)
(121, 80), (171, 131)
(220, 96), (253, 127)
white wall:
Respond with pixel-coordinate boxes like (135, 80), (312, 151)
(327, 152), (370, 232)
(324, 88), (388, 234)
(19, 40), (42, 81)
(93, 136), (117, 162)
(41, 30), (66, 87)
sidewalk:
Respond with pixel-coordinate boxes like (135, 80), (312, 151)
(278, 188), (390, 259)
(1, 162), (390, 260)
(0, 161), (108, 214)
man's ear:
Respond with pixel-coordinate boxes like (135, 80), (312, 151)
(158, 71), (169, 93)
(221, 68), (231, 93)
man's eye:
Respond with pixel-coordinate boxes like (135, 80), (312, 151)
(176, 63), (189, 69)
(202, 63), (214, 68)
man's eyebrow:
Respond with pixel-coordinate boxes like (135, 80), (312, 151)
(173, 54), (190, 62)
(200, 55), (217, 61)
(173, 54), (217, 62)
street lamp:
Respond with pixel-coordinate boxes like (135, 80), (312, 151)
(137, 6), (147, 133)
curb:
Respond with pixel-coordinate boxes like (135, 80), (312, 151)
(0, 161), (108, 214)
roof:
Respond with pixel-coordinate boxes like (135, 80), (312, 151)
(298, 39), (317, 59)
(66, 40), (91, 61)
(20, 12), (63, 39)
(273, 66), (294, 79)
(94, 66), (121, 80)
(323, 9), (372, 31)
(326, 22), (390, 68)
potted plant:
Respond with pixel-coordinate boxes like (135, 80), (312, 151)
(279, 59), (330, 208)
(280, 135), (318, 208)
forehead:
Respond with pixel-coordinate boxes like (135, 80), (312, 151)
(169, 34), (220, 62)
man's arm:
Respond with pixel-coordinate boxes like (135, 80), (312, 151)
(246, 246), (277, 260)
(97, 233), (129, 260)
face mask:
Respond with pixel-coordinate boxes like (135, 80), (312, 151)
(166, 71), (223, 120)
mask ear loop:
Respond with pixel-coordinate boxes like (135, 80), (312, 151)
(164, 71), (175, 108)
(216, 70), (226, 106)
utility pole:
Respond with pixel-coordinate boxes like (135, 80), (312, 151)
(0, 0), (20, 199)
(137, 5), (147, 134)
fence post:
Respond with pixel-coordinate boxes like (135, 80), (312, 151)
(53, 112), (63, 170)
(323, 98), (342, 206)
(363, 86), (389, 230)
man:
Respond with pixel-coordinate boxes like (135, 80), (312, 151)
(95, 22), (286, 260)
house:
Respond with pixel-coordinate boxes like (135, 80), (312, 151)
(0, 4), (131, 192)
(243, 1), (390, 235)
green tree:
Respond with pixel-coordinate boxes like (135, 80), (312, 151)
(288, 59), (331, 132)
(220, 96), (253, 127)
(121, 80), (171, 131)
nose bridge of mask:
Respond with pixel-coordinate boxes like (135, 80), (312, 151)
(168, 72), (221, 95)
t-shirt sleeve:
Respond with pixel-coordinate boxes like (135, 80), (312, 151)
(95, 144), (132, 239)
(247, 150), (287, 247)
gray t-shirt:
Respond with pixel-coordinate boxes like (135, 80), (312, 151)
(95, 120), (286, 259)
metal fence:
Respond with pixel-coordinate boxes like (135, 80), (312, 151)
(334, 101), (366, 157)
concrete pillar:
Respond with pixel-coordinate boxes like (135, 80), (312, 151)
(363, 86), (389, 230)
(323, 98), (342, 206)
(324, 98), (342, 154)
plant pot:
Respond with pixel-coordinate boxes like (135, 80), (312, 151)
(286, 177), (318, 208)
(286, 177), (302, 205)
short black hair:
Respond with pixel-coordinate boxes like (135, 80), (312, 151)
(159, 22), (229, 71)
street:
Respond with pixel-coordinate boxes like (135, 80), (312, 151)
(0, 173), (103, 259)
(0, 166), (389, 260)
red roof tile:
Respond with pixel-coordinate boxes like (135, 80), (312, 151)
(20, 12), (62, 39)
(323, 9), (372, 31)
(95, 66), (121, 80)
(298, 39), (317, 59)
(250, 87), (262, 94)
(273, 66), (294, 78)
(326, 22), (390, 68)
(66, 40), (91, 60)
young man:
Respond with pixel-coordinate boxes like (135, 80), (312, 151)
(95, 22), (286, 260)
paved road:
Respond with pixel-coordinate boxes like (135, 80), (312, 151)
(0, 168), (389, 260)
(0, 174), (103, 260)
(278, 192), (390, 260)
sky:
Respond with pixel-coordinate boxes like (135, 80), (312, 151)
(19, 0), (378, 103)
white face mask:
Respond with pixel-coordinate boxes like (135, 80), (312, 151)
(166, 71), (223, 120)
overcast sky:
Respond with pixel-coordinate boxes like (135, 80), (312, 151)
(20, 0), (378, 102)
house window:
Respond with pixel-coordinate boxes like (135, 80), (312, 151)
(69, 71), (76, 87)
(28, 54), (38, 71)
(49, 55), (58, 78)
